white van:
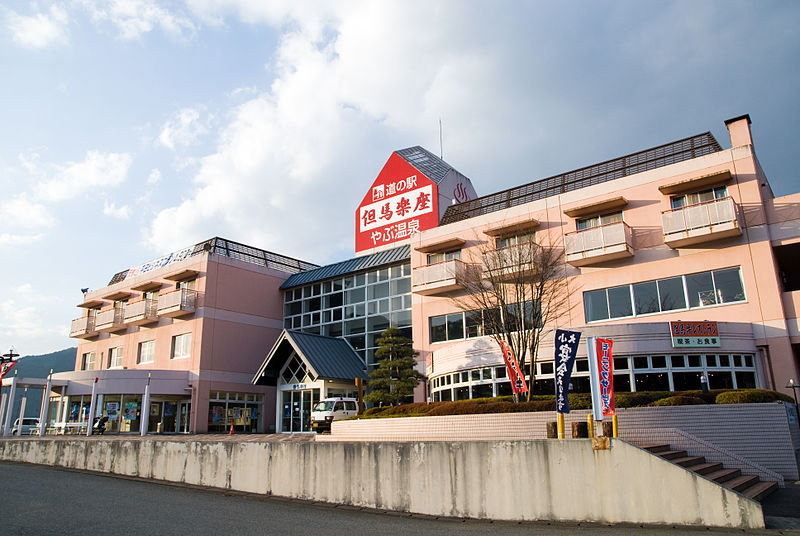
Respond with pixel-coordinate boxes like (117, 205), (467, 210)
(12, 417), (40, 435)
(311, 397), (358, 433)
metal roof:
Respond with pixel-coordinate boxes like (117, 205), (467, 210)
(280, 244), (410, 289)
(395, 146), (455, 184)
(440, 132), (723, 225)
(252, 330), (367, 386)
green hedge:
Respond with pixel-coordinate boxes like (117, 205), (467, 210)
(354, 389), (791, 419)
(715, 389), (792, 404)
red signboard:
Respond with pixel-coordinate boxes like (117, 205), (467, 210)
(500, 341), (528, 394)
(594, 338), (615, 416)
(669, 321), (720, 347)
(355, 153), (439, 253)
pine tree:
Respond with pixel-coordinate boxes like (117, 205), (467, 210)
(364, 327), (423, 406)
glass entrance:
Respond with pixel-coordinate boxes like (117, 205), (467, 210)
(281, 389), (319, 432)
(178, 402), (191, 433)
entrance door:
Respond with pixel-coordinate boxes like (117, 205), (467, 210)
(177, 402), (191, 433)
(281, 389), (320, 432)
(163, 402), (177, 433)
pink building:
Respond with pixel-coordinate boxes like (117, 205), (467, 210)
(48, 238), (316, 433)
(411, 115), (800, 401)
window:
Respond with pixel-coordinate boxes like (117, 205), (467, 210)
(171, 333), (192, 359)
(178, 279), (196, 290)
(585, 266), (745, 322)
(108, 347), (123, 368)
(81, 352), (95, 370)
(428, 303), (534, 343)
(496, 231), (536, 249)
(137, 340), (155, 364)
(670, 186), (727, 210)
(576, 211), (622, 231)
(427, 250), (461, 264)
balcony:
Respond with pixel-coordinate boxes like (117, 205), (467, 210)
(662, 197), (741, 248)
(70, 316), (97, 339)
(565, 221), (633, 267)
(412, 259), (468, 295)
(157, 288), (197, 317)
(482, 242), (538, 281)
(124, 298), (159, 326)
(96, 306), (126, 333)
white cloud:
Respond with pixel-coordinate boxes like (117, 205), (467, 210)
(76, 0), (196, 40)
(0, 299), (56, 340)
(15, 283), (33, 294)
(36, 150), (132, 202)
(147, 168), (161, 184)
(103, 200), (130, 219)
(0, 233), (44, 247)
(0, 196), (56, 229)
(5, 4), (69, 49)
(157, 107), (209, 150)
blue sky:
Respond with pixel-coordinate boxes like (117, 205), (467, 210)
(1, 0), (799, 356)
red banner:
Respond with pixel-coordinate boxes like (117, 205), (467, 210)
(0, 361), (17, 380)
(594, 338), (615, 416)
(500, 341), (528, 394)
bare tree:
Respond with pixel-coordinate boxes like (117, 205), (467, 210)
(452, 231), (571, 401)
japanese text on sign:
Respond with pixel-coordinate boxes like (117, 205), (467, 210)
(359, 183), (433, 233)
(554, 329), (581, 414)
(669, 321), (720, 347)
(595, 338), (615, 416)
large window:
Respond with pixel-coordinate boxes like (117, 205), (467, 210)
(137, 340), (155, 364)
(283, 262), (412, 367)
(496, 231), (536, 249)
(427, 250), (461, 264)
(171, 333), (192, 359)
(584, 266), (745, 323)
(576, 210), (622, 231)
(429, 303), (533, 343)
(108, 347), (123, 368)
(81, 352), (95, 370)
(670, 186), (727, 210)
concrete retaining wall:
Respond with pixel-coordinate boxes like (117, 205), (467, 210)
(320, 403), (799, 480)
(0, 438), (764, 528)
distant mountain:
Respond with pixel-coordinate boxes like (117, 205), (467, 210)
(8, 348), (76, 378)
(1, 348), (77, 425)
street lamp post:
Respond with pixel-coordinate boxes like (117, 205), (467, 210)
(787, 379), (800, 430)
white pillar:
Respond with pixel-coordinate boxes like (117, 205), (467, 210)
(0, 393), (7, 435)
(3, 377), (18, 437)
(56, 385), (66, 423)
(86, 378), (97, 437)
(140, 373), (151, 436)
(39, 370), (52, 436)
(16, 394), (27, 436)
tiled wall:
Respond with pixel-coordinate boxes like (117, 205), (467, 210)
(319, 403), (799, 481)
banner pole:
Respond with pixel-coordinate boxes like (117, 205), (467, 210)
(557, 412), (565, 439)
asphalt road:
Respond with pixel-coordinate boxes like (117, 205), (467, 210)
(0, 461), (796, 536)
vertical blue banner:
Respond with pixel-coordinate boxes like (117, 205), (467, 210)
(554, 329), (581, 414)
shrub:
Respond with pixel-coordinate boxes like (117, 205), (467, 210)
(715, 389), (792, 404)
(650, 395), (706, 406)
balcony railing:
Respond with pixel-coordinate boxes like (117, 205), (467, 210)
(565, 221), (633, 266)
(662, 197), (741, 247)
(157, 288), (197, 317)
(124, 298), (159, 326)
(412, 259), (468, 295)
(482, 241), (538, 279)
(69, 315), (97, 339)
(96, 306), (126, 333)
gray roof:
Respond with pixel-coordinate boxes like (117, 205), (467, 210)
(252, 330), (367, 386)
(281, 244), (410, 289)
(395, 146), (455, 184)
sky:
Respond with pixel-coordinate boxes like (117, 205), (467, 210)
(1, 0), (799, 356)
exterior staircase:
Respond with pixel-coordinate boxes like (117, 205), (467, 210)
(640, 443), (779, 502)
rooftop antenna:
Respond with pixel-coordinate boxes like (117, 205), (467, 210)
(439, 118), (443, 159)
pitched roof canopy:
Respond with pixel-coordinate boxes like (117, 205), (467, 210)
(252, 330), (368, 386)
